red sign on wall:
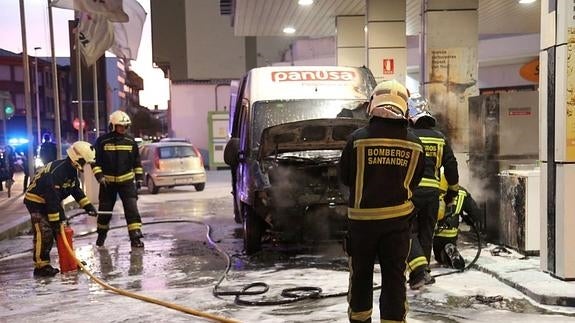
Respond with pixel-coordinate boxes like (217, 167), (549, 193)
(382, 58), (394, 75)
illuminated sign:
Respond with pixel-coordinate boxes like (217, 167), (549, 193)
(271, 70), (357, 82)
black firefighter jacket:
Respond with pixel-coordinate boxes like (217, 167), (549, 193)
(410, 127), (459, 190)
(92, 131), (143, 184)
(339, 118), (425, 221)
(24, 159), (94, 223)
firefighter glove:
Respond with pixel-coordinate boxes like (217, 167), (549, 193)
(50, 220), (61, 234)
(136, 180), (143, 190)
(444, 189), (458, 205)
(84, 204), (98, 217)
(462, 214), (476, 227)
(98, 176), (108, 187)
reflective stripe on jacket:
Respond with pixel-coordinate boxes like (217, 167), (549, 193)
(339, 118), (425, 221)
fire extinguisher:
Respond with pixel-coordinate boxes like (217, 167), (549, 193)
(56, 224), (78, 273)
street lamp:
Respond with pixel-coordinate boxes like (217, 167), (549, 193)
(34, 46), (41, 150)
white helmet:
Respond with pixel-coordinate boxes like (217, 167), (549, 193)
(368, 80), (409, 120)
(109, 110), (131, 128)
(67, 141), (96, 171)
(408, 93), (436, 126)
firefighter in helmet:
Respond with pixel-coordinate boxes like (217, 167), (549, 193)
(339, 80), (425, 322)
(24, 141), (98, 277)
(406, 93), (459, 290)
(433, 174), (481, 269)
(92, 110), (145, 248)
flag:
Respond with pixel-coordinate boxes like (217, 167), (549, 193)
(78, 13), (115, 66)
(109, 0), (147, 61)
(51, 0), (129, 23)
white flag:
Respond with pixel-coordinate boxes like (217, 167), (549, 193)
(109, 0), (147, 61)
(51, 0), (129, 23)
(78, 13), (115, 66)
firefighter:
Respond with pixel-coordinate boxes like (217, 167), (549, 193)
(339, 80), (425, 322)
(406, 93), (459, 290)
(92, 110), (145, 248)
(433, 174), (481, 269)
(23, 141), (98, 277)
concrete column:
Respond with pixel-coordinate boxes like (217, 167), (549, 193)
(365, 0), (406, 84)
(336, 15), (366, 67)
(539, 0), (575, 280)
(423, 0), (479, 152)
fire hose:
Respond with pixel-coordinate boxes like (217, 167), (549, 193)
(59, 212), (239, 323)
(431, 221), (482, 279)
(4, 210), (482, 315)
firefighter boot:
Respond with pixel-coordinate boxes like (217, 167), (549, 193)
(409, 270), (427, 290)
(445, 243), (465, 270)
(129, 229), (144, 248)
(33, 265), (60, 277)
(96, 230), (108, 247)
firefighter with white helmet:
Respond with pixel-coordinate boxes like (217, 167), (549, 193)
(24, 141), (98, 277)
(405, 93), (460, 290)
(339, 79), (425, 322)
(92, 110), (145, 248)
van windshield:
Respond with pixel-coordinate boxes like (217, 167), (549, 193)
(252, 99), (367, 148)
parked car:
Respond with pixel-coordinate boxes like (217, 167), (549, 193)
(139, 141), (206, 194)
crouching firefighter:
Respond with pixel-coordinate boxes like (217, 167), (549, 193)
(24, 141), (98, 277)
(339, 80), (425, 323)
(92, 110), (145, 248)
(433, 175), (481, 270)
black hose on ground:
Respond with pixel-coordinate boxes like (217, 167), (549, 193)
(1, 211), (478, 306)
(431, 221), (482, 279)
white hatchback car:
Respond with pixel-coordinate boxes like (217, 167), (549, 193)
(139, 142), (206, 194)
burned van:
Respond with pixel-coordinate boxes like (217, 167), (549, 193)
(224, 66), (376, 254)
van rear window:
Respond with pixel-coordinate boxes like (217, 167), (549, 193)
(158, 146), (196, 159)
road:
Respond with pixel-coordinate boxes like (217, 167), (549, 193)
(1, 170), (575, 322)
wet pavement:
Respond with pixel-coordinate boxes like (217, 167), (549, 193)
(1, 170), (575, 322)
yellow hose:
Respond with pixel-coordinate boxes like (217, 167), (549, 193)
(59, 224), (240, 323)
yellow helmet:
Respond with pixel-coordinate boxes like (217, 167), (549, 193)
(109, 110), (131, 128)
(368, 80), (409, 119)
(67, 141), (96, 171)
(439, 173), (448, 193)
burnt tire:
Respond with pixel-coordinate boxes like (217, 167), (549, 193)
(242, 202), (263, 255)
(147, 176), (159, 194)
(194, 183), (205, 191)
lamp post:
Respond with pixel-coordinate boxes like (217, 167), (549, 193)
(34, 46), (41, 150)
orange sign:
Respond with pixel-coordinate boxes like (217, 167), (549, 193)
(519, 58), (539, 83)
(382, 58), (394, 75)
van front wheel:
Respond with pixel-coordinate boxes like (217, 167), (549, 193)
(242, 203), (263, 255)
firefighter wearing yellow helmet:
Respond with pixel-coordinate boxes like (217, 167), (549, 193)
(405, 93), (460, 290)
(339, 79), (425, 322)
(92, 110), (145, 248)
(24, 141), (98, 277)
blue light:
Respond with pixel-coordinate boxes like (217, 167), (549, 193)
(8, 138), (29, 146)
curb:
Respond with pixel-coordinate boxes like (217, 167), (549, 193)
(473, 264), (575, 307)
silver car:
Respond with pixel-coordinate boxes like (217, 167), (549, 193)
(139, 142), (206, 194)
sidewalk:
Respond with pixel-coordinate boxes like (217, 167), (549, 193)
(1, 175), (575, 308)
(0, 171), (30, 241)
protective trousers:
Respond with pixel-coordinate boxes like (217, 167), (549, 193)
(407, 235), (427, 279)
(97, 182), (143, 237)
(26, 206), (60, 268)
(347, 217), (410, 323)
(409, 188), (440, 265)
